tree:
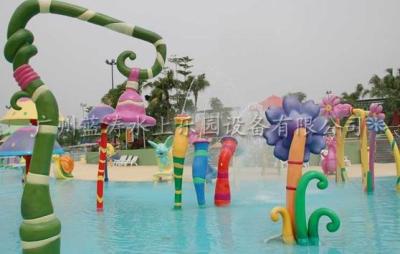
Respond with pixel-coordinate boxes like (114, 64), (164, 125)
(341, 84), (369, 104)
(159, 56), (209, 114)
(100, 55), (210, 136)
(176, 56), (193, 81)
(168, 55), (193, 80)
(171, 56), (196, 113)
(57, 117), (81, 146)
(143, 69), (177, 120)
(342, 68), (400, 124)
(192, 74), (210, 110)
(209, 97), (231, 136)
(101, 83), (126, 108)
(171, 76), (195, 115)
(209, 97), (224, 111)
(172, 92), (195, 114)
(285, 91), (307, 102)
(101, 81), (144, 108)
(368, 68), (400, 122)
(144, 68), (196, 116)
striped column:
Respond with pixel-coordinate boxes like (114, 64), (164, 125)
(192, 139), (209, 207)
(12, 64), (61, 254)
(5, 1), (168, 252)
(21, 125), (61, 254)
(214, 136), (237, 207)
(172, 114), (191, 209)
(97, 123), (108, 211)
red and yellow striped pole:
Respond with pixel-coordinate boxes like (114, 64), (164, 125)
(286, 128), (306, 234)
(214, 136), (237, 206)
(97, 123), (108, 211)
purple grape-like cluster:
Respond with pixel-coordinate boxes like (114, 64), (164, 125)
(263, 96), (329, 162)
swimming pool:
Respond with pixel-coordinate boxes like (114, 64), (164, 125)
(1, 169), (399, 253)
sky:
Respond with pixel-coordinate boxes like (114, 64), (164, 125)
(1, 0), (400, 120)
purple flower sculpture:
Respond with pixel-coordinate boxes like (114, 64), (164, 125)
(367, 103), (385, 132)
(263, 96), (329, 162)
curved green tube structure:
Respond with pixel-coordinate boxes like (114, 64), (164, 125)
(4, 1), (166, 253)
(5, 0), (166, 76)
(308, 208), (341, 245)
(294, 171), (336, 246)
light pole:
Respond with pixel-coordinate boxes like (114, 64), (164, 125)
(105, 59), (116, 90)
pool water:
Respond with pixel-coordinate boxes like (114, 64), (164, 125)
(1, 169), (400, 253)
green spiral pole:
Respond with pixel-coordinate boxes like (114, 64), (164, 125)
(294, 171), (340, 246)
(4, 1), (166, 253)
(308, 208), (341, 245)
(294, 171), (328, 245)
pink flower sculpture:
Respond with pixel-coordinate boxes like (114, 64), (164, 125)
(321, 94), (340, 118)
(333, 103), (353, 119)
(320, 94), (352, 119)
(368, 103), (385, 120)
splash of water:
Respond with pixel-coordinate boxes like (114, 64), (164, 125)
(181, 78), (196, 114)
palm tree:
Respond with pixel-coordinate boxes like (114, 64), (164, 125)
(192, 74), (210, 110)
(369, 68), (400, 97)
(341, 84), (369, 104)
(368, 68), (400, 123)
(143, 69), (177, 119)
